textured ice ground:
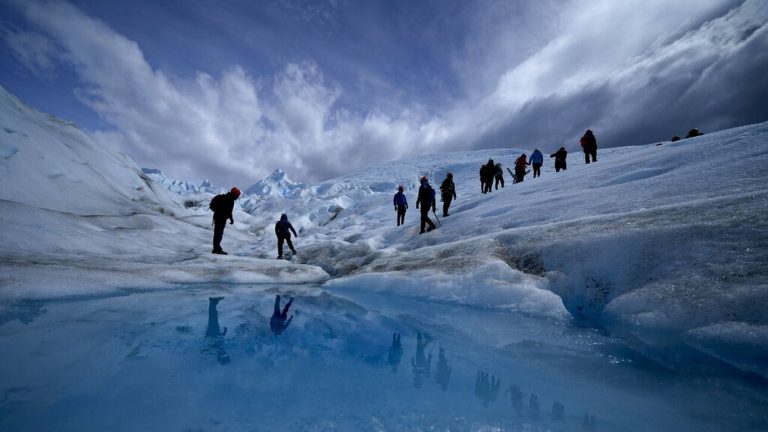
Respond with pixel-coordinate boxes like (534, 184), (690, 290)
(1, 78), (767, 420)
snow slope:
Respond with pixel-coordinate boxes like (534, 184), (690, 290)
(1, 84), (767, 377)
(0, 86), (329, 299)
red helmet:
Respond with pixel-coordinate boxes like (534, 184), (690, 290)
(420, 176), (428, 183)
(231, 187), (241, 197)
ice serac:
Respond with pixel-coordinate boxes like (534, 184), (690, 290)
(244, 168), (306, 198)
(142, 168), (222, 196)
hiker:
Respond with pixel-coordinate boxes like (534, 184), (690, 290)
(685, 128), (703, 138)
(550, 147), (567, 172)
(494, 163), (505, 189)
(411, 332), (432, 388)
(209, 187), (241, 255)
(393, 185), (408, 226)
(387, 332), (404, 373)
(482, 159), (496, 193)
(439, 172), (457, 217)
(275, 214), (298, 259)
(269, 294), (294, 335)
(580, 129), (597, 163)
(671, 135), (681, 142)
(415, 176), (437, 234)
(514, 153), (529, 183)
(530, 149), (544, 178)
(204, 297), (230, 364)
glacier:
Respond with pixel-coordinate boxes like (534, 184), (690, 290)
(1, 84), (767, 431)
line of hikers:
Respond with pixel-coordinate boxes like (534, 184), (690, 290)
(394, 129), (598, 231)
(209, 128), (604, 250)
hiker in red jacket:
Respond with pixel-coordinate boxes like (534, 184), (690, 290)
(514, 153), (529, 183)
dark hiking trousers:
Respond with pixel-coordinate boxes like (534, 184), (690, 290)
(532, 163), (542, 177)
(213, 220), (227, 251)
(515, 167), (525, 183)
(277, 234), (295, 257)
(495, 174), (504, 189)
(442, 196), (453, 217)
(584, 150), (596, 164)
(397, 206), (407, 226)
(420, 206), (436, 233)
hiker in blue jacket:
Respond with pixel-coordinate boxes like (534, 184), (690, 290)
(393, 185), (408, 226)
(530, 149), (544, 178)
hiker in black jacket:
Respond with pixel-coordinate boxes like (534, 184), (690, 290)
(580, 129), (597, 164)
(209, 187), (241, 255)
(275, 214), (298, 259)
(439, 172), (457, 217)
(415, 176), (437, 234)
(550, 147), (567, 172)
(480, 159), (495, 193)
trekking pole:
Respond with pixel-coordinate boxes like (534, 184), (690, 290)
(432, 208), (443, 229)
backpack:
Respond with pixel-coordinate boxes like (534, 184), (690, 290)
(209, 194), (223, 212)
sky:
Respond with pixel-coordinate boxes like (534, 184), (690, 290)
(1, 0), (767, 187)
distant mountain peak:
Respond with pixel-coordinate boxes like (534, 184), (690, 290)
(245, 168), (305, 198)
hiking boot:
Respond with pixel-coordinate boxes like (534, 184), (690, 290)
(426, 226), (435, 232)
(419, 230), (425, 234)
(277, 255), (284, 260)
(291, 249), (297, 255)
(212, 249), (228, 255)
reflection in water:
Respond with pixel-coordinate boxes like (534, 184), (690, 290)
(270, 295), (294, 335)
(582, 413), (597, 431)
(433, 347), (451, 391)
(552, 400), (565, 421)
(386, 332), (403, 373)
(528, 393), (540, 420)
(203, 297), (230, 365)
(411, 332), (433, 388)
(474, 370), (500, 407)
(506, 383), (524, 416)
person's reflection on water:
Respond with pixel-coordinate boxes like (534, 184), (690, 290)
(387, 332), (403, 373)
(505, 383), (524, 416)
(433, 347), (451, 391)
(203, 297), (230, 365)
(270, 295), (294, 335)
(411, 332), (432, 388)
(474, 370), (500, 406)
(528, 393), (541, 420)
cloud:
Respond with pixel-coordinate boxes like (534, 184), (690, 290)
(5, 0), (768, 187)
(459, 0), (768, 149)
(7, 0), (435, 186)
(0, 23), (60, 74)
